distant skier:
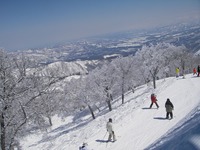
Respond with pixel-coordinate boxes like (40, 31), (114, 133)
(150, 93), (159, 109)
(165, 98), (174, 119)
(106, 118), (116, 142)
(176, 67), (180, 78)
(193, 67), (197, 75)
(79, 142), (90, 150)
(197, 65), (200, 77)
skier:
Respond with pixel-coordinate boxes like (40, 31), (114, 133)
(79, 143), (90, 150)
(165, 98), (174, 119)
(193, 68), (197, 75)
(175, 67), (180, 78)
(197, 65), (200, 77)
(106, 118), (116, 142)
(150, 93), (159, 109)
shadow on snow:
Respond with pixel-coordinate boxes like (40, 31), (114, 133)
(96, 139), (108, 143)
(153, 117), (168, 120)
(145, 106), (200, 150)
(142, 107), (158, 110)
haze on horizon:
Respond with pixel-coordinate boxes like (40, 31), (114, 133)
(0, 0), (200, 51)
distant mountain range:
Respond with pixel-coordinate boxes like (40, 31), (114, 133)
(9, 21), (200, 66)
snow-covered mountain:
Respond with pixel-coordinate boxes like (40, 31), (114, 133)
(41, 61), (90, 76)
(30, 59), (101, 77)
(20, 74), (200, 150)
(9, 21), (200, 65)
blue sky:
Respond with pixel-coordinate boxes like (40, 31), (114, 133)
(0, 0), (200, 51)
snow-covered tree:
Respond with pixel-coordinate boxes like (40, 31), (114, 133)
(0, 50), (36, 150)
(90, 62), (118, 111)
(135, 43), (186, 89)
(173, 49), (193, 76)
(112, 56), (135, 104)
(62, 75), (99, 119)
(0, 50), (68, 150)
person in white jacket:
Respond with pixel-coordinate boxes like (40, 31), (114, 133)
(106, 118), (116, 142)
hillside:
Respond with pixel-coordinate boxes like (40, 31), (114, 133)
(21, 74), (200, 150)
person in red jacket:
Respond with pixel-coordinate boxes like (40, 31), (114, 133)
(193, 68), (197, 75)
(150, 93), (159, 109)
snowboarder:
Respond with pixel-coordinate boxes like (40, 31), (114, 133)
(106, 118), (116, 142)
(79, 142), (90, 150)
(197, 65), (200, 77)
(150, 93), (159, 109)
(193, 68), (197, 75)
(176, 67), (180, 78)
(165, 98), (174, 119)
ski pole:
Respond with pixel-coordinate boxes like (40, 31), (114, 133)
(103, 131), (107, 140)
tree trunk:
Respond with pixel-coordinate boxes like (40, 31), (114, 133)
(150, 67), (158, 89)
(47, 116), (52, 126)
(105, 88), (112, 111)
(131, 87), (135, 93)
(122, 79), (125, 104)
(88, 105), (95, 119)
(153, 76), (156, 89)
(122, 93), (125, 104)
(110, 94), (113, 101)
(107, 99), (112, 111)
(1, 113), (6, 150)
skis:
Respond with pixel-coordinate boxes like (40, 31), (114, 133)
(106, 140), (116, 148)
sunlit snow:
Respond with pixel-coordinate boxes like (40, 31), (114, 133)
(21, 74), (200, 150)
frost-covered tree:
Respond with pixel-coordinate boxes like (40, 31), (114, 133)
(112, 56), (136, 104)
(63, 78), (84, 110)
(173, 49), (193, 76)
(159, 45), (193, 77)
(90, 62), (118, 111)
(0, 50), (67, 150)
(78, 77), (98, 119)
(128, 56), (145, 93)
(192, 55), (200, 70)
(135, 43), (186, 89)
(0, 50), (36, 150)
(62, 75), (98, 119)
(29, 88), (61, 127)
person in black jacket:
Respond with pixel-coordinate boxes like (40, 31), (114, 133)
(165, 98), (174, 119)
(197, 65), (200, 77)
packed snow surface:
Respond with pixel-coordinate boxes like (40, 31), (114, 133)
(21, 74), (200, 150)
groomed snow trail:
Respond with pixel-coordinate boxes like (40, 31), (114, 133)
(21, 74), (200, 150)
